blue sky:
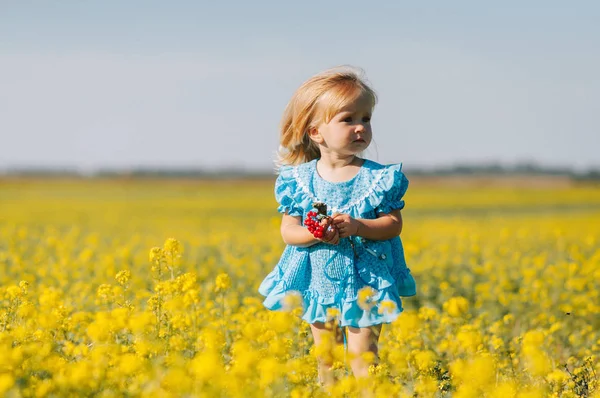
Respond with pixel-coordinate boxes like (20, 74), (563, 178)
(1, 1), (598, 172)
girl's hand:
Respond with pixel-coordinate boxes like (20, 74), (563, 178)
(319, 218), (339, 245)
(332, 213), (360, 238)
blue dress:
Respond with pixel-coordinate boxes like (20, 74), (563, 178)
(258, 158), (417, 327)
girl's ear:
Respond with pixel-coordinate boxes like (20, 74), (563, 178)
(308, 126), (323, 144)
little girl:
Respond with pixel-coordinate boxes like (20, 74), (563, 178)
(258, 66), (416, 384)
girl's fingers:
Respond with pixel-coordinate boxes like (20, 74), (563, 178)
(324, 220), (337, 230)
(324, 235), (338, 245)
(326, 227), (338, 241)
(329, 231), (339, 244)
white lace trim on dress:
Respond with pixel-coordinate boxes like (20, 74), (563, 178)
(292, 164), (386, 214)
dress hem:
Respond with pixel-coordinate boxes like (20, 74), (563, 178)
(258, 279), (407, 328)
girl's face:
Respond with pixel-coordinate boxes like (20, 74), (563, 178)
(309, 95), (373, 157)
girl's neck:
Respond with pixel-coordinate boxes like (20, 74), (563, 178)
(317, 153), (360, 170)
(315, 154), (364, 183)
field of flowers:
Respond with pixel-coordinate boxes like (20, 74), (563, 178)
(0, 177), (599, 397)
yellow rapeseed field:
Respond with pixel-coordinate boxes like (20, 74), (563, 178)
(0, 178), (599, 397)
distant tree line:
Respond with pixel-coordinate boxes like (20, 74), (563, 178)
(1, 163), (599, 181)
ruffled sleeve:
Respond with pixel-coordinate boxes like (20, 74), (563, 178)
(274, 165), (304, 217)
(375, 164), (409, 214)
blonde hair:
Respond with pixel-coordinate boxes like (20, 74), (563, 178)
(277, 66), (377, 166)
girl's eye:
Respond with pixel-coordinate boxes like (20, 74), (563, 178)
(362, 116), (371, 122)
(343, 117), (353, 123)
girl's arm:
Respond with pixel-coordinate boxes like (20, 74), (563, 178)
(280, 212), (339, 247)
(332, 210), (403, 240)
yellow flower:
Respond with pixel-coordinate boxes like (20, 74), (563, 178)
(525, 349), (551, 377)
(546, 369), (568, 384)
(146, 296), (162, 311)
(128, 312), (155, 334)
(163, 238), (183, 257)
(290, 388), (311, 398)
(197, 328), (226, 351)
(326, 307), (340, 321)
(190, 349), (223, 382)
(34, 380), (52, 397)
(490, 335), (504, 350)
(17, 301), (35, 318)
(118, 353), (144, 375)
(456, 326), (483, 353)
(270, 312), (293, 334)
(115, 270), (131, 286)
(183, 289), (200, 307)
(378, 300), (397, 315)
(453, 384), (479, 398)
(19, 280), (29, 294)
(0, 374), (14, 396)
(162, 367), (192, 392)
(215, 273), (231, 292)
(177, 272), (197, 291)
(6, 285), (22, 300)
(86, 321), (111, 342)
(469, 354), (496, 389)
(450, 354), (496, 390)
(503, 314), (515, 324)
(258, 357), (280, 389)
(488, 381), (518, 398)
(281, 291), (303, 312)
(169, 335), (187, 351)
(516, 386), (546, 398)
(332, 375), (357, 395)
(521, 329), (545, 354)
(414, 375), (438, 396)
(413, 349), (436, 372)
(96, 284), (113, 301)
(443, 296), (470, 317)
(149, 247), (164, 263)
(357, 286), (377, 311)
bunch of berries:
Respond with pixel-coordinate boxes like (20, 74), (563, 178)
(304, 202), (331, 239)
(304, 211), (325, 238)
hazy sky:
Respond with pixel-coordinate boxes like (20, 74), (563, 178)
(1, 1), (599, 172)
